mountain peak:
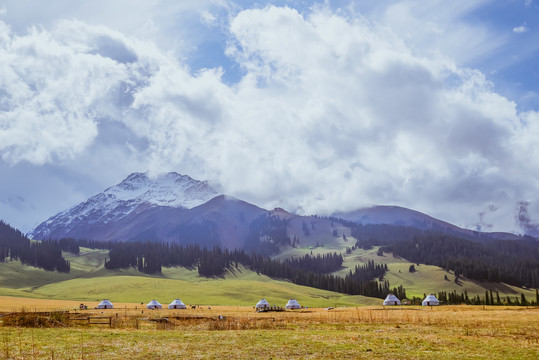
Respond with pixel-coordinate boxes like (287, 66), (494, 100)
(105, 172), (217, 208)
(29, 171), (219, 239)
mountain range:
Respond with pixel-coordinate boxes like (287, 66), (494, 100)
(29, 172), (526, 249)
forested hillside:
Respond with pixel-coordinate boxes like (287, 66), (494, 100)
(340, 221), (539, 288)
(0, 221), (70, 272)
(103, 241), (401, 299)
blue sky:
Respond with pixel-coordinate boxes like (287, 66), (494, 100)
(1, 0), (539, 235)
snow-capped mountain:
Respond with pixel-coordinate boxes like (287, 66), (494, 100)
(29, 172), (219, 240)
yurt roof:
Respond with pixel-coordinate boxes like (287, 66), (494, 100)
(99, 299), (113, 305)
(147, 300), (161, 305)
(286, 299), (300, 306)
(169, 299), (185, 305)
(423, 294), (438, 301)
(384, 294), (400, 301)
(256, 298), (270, 305)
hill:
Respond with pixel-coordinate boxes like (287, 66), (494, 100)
(334, 205), (522, 241)
(0, 248), (379, 306)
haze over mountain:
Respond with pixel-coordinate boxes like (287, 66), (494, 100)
(29, 172), (267, 249)
(29, 172), (528, 249)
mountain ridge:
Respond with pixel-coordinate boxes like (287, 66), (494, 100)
(29, 171), (529, 246)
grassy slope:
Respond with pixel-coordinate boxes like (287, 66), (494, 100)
(0, 248), (379, 307)
(1, 243), (536, 305)
(276, 227), (537, 300)
(337, 246), (537, 299)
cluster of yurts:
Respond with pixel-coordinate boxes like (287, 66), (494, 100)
(96, 299), (188, 309)
(384, 294), (440, 306)
(95, 295), (440, 310)
(95, 298), (304, 310)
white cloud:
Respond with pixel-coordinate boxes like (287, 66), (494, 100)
(1, 4), (539, 234)
(513, 25), (528, 33)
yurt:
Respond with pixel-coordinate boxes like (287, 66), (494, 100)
(256, 298), (270, 309)
(422, 294), (440, 306)
(285, 299), (301, 309)
(97, 299), (113, 309)
(168, 299), (187, 309)
(146, 300), (162, 309)
(383, 294), (401, 306)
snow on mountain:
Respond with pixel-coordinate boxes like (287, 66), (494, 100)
(29, 172), (219, 239)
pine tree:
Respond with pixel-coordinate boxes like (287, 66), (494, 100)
(521, 293), (528, 306)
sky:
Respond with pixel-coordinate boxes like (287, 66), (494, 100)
(1, 0), (539, 235)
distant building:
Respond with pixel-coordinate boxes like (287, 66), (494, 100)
(256, 298), (270, 309)
(146, 300), (162, 309)
(168, 299), (187, 309)
(97, 299), (113, 309)
(422, 294), (440, 306)
(285, 299), (301, 309)
(383, 294), (401, 306)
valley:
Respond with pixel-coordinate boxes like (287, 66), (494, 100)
(0, 245), (535, 307)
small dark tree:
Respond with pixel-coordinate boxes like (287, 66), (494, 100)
(521, 293), (528, 306)
(409, 265), (416, 273)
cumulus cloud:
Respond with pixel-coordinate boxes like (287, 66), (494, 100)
(513, 25), (528, 33)
(1, 4), (539, 234)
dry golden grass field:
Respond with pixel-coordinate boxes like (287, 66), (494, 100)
(0, 296), (538, 359)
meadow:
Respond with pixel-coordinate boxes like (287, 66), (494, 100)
(0, 298), (537, 359)
(1, 247), (538, 358)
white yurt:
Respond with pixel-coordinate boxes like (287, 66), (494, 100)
(256, 298), (270, 309)
(97, 299), (114, 309)
(285, 299), (301, 309)
(383, 294), (401, 306)
(422, 294), (440, 306)
(168, 299), (187, 309)
(146, 300), (162, 309)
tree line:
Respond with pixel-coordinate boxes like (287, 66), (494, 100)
(244, 214), (292, 255)
(432, 289), (539, 306)
(381, 234), (539, 288)
(0, 221), (70, 272)
(321, 219), (539, 289)
(103, 241), (400, 299)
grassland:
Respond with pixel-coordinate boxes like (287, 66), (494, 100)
(0, 300), (537, 359)
(277, 233), (537, 300)
(0, 248), (379, 307)
(0, 246), (537, 359)
(0, 245), (536, 308)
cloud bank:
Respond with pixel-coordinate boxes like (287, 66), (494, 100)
(1, 4), (539, 234)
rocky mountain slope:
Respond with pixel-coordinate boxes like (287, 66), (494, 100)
(29, 172), (218, 240)
(29, 171), (527, 249)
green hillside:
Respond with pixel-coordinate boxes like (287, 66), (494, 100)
(276, 234), (537, 300)
(337, 246), (537, 299)
(1, 245), (535, 305)
(0, 248), (379, 307)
